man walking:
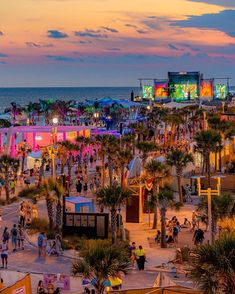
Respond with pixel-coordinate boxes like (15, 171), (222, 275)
(11, 224), (18, 252)
(37, 232), (44, 258)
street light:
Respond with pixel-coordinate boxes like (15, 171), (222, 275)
(52, 117), (59, 125)
(93, 112), (99, 125)
(191, 175), (225, 244)
(50, 117), (58, 177)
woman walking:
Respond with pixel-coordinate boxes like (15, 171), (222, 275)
(0, 239), (8, 269)
(135, 245), (146, 270)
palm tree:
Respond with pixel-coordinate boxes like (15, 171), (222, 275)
(115, 149), (133, 190)
(197, 192), (235, 241)
(163, 113), (184, 146)
(75, 136), (91, 166)
(122, 133), (136, 155)
(56, 143), (67, 175)
(0, 155), (20, 203)
(166, 149), (194, 203)
(20, 141), (32, 174)
(208, 115), (232, 171)
(195, 130), (221, 187)
(136, 141), (157, 164)
(95, 135), (119, 188)
(72, 240), (130, 294)
(4, 102), (24, 124)
(0, 119), (11, 128)
(96, 185), (131, 245)
(51, 100), (75, 123)
(189, 232), (235, 294)
(59, 140), (77, 189)
(18, 177), (64, 235)
(158, 186), (181, 248)
(144, 159), (169, 229)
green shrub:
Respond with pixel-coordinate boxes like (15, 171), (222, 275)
(29, 218), (50, 234)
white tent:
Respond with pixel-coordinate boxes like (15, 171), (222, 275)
(163, 102), (195, 109)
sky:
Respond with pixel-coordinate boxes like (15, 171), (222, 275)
(0, 0), (235, 86)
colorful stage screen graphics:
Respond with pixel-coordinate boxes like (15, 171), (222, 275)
(168, 72), (200, 101)
(215, 84), (226, 99)
(171, 83), (197, 100)
(200, 80), (213, 97)
(154, 81), (168, 98)
(142, 85), (153, 99)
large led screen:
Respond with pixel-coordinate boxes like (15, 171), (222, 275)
(215, 84), (226, 99)
(154, 81), (168, 98)
(142, 85), (153, 99)
(200, 80), (213, 98)
(168, 72), (200, 101)
(171, 83), (197, 100)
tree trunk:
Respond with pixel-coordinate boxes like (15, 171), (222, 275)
(21, 154), (25, 174)
(215, 151), (217, 172)
(207, 152), (211, 188)
(152, 184), (159, 230)
(177, 174), (183, 203)
(46, 197), (54, 237)
(5, 172), (10, 204)
(110, 209), (117, 245)
(108, 158), (113, 188)
(120, 166), (124, 190)
(101, 154), (105, 188)
(219, 149), (222, 172)
(56, 201), (62, 234)
(160, 207), (167, 248)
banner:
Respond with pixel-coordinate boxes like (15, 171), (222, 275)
(43, 274), (70, 291)
(154, 81), (168, 98)
(200, 79), (213, 97)
(215, 84), (226, 99)
(0, 274), (32, 294)
(142, 85), (153, 99)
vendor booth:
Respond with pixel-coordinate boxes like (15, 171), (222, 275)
(65, 196), (95, 213)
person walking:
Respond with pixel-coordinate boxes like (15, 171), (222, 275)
(135, 245), (146, 270)
(19, 207), (26, 227)
(17, 225), (24, 250)
(128, 242), (136, 267)
(55, 234), (62, 256)
(0, 239), (8, 269)
(173, 223), (180, 244)
(2, 227), (9, 244)
(11, 224), (18, 252)
(37, 232), (44, 258)
(193, 228), (204, 246)
(42, 233), (47, 257)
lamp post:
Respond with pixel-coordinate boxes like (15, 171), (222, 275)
(203, 111), (208, 130)
(51, 117), (58, 177)
(93, 112), (99, 125)
(191, 175), (225, 244)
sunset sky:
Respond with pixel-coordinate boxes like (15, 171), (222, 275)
(0, 0), (235, 86)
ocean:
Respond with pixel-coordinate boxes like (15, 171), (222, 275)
(0, 87), (140, 111)
(0, 86), (234, 112)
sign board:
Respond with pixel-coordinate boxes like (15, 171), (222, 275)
(63, 212), (109, 239)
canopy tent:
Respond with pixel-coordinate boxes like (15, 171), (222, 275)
(85, 97), (144, 108)
(162, 102), (196, 109)
(127, 156), (142, 179)
(65, 196), (94, 213)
